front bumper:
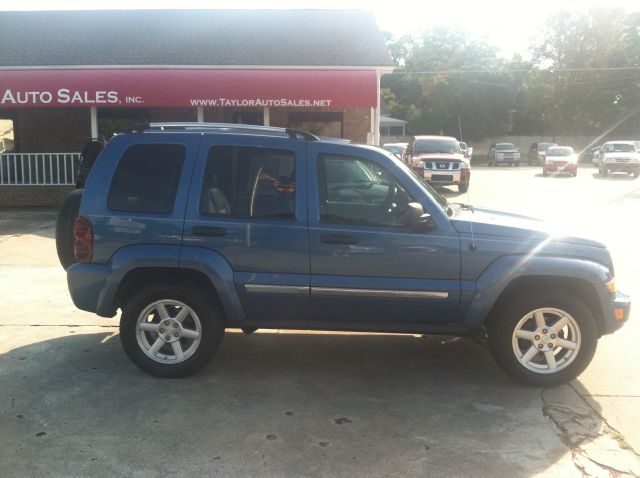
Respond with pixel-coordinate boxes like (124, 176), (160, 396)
(601, 290), (631, 335)
(543, 162), (577, 174)
(604, 162), (640, 173)
(423, 168), (468, 185)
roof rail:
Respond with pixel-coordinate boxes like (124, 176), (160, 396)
(127, 122), (319, 141)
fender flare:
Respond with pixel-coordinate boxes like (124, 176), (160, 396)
(462, 255), (611, 328)
(96, 245), (244, 321)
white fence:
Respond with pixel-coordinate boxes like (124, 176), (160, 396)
(0, 153), (81, 186)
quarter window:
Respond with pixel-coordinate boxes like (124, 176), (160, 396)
(317, 154), (414, 227)
(200, 146), (296, 219)
(107, 143), (186, 214)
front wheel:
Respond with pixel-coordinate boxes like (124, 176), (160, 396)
(600, 166), (608, 177)
(488, 291), (597, 386)
(120, 283), (225, 378)
(458, 182), (469, 193)
(633, 170), (639, 178)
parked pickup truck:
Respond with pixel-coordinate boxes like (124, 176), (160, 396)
(60, 122), (630, 386)
(406, 135), (470, 193)
(489, 143), (521, 167)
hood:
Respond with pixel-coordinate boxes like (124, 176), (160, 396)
(412, 153), (466, 161)
(603, 152), (639, 159)
(450, 207), (606, 249)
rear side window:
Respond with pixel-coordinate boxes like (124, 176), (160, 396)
(107, 144), (186, 214)
(200, 146), (296, 220)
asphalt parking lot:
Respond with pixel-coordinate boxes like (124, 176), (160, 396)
(1, 164), (639, 477)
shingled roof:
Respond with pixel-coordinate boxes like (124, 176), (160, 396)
(0, 9), (393, 68)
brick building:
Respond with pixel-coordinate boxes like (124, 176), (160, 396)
(0, 9), (393, 205)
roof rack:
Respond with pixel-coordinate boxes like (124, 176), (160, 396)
(127, 122), (319, 141)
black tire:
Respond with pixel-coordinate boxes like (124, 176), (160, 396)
(241, 327), (258, 335)
(458, 182), (469, 193)
(120, 282), (225, 378)
(633, 170), (639, 178)
(600, 167), (608, 177)
(55, 189), (83, 270)
(488, 291), (598, 387)
(515, 162), (520, 167)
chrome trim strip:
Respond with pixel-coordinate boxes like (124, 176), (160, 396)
(310, 287), (449, 300)
(245, 284), (309, 295)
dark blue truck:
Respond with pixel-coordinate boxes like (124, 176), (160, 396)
(62, 123), (630, 385)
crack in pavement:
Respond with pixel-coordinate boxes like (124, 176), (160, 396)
(541, 386), (640, 477)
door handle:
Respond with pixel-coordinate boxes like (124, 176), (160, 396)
(192, 226), (227, 237)
(320, 234), (359, 245)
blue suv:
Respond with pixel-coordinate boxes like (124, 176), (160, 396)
(65, 123), (630, 385)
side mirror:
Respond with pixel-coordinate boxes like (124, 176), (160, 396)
(402, 202), (435, 229)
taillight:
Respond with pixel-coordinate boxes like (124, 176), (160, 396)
(74, 216), (93, 263)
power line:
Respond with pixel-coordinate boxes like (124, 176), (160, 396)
(386, 66), (640, 74)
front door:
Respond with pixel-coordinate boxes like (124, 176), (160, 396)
(183, 135), (309, 320)
(307, 142), (461, 324)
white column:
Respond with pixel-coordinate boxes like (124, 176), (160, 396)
(90, 106), (98, 139)
(374, 71), (382, 146)
(197, 106), (204, 123)
(369, 107), (375, 145)
(263, 107), (270, 126)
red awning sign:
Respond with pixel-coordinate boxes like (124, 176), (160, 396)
(0, 69), (377, 109)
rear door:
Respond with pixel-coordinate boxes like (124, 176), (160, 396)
(183, 134), (309, 320)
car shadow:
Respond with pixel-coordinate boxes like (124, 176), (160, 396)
(592, 173), (638, 181)
(0, 329), (606, 477)
(533, 173), (576, 178)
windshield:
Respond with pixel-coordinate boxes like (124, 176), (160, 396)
(415, 139), (461, 155)
(604, 143), (635, 153)
(383, 145), (403, 154)
(546, 147), (574, 156)
(496, 143), (515, 150)
(379, 149), (450, 212)
(538, 143), (557, 151)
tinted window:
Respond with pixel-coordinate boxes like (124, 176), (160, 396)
(415, 139), (460, 154)
(201, 146), (296, 220)
(107, 143), (186, 214)
(604, 143), (635, 153)
(318, 154), (414, 227)
(546, 147), (574, 156)
(496, 143), (515, 150)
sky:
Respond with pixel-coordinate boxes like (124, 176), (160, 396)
(5, 0), (640, 58)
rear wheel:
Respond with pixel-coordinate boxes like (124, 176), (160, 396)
(488, 291), (597, 386)
(633, 170), (639, 178)
(55, 189), (83, 270)
(120, 282), (225, 378)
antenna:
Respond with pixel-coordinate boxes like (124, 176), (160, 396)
(467, 187), (477, 252)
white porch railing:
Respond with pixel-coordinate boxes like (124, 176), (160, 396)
(0, 153), (81, 186)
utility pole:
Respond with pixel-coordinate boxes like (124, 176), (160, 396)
(458, 115), (463, 140)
